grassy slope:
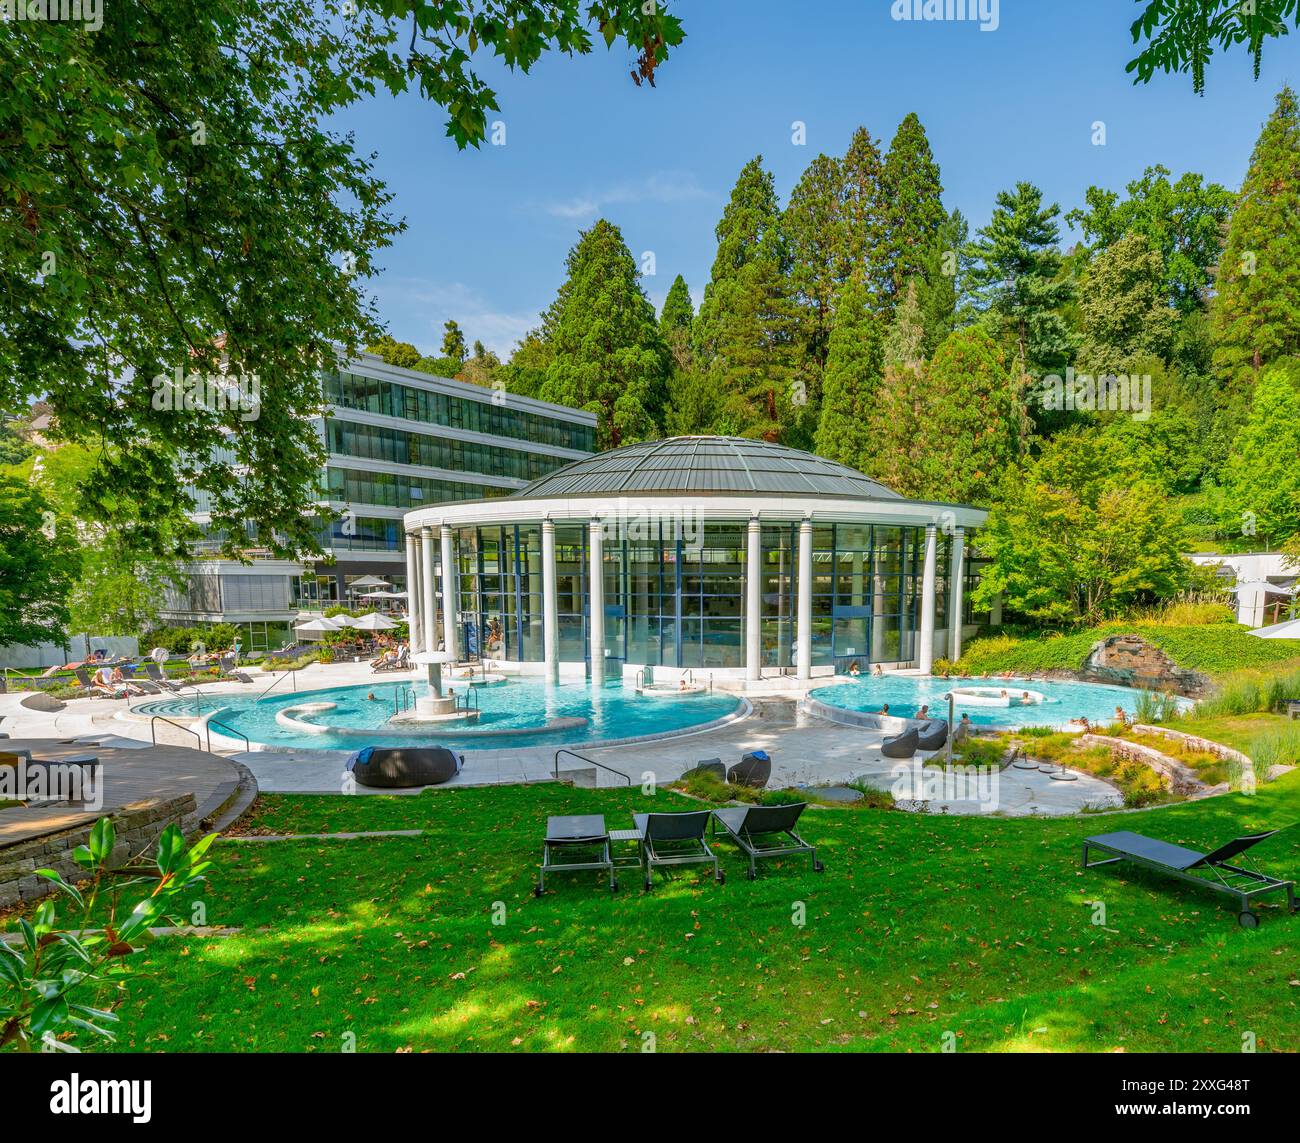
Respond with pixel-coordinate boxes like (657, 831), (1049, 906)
(957, 624), (1300, 677)
(34, 775), (1300, 1055)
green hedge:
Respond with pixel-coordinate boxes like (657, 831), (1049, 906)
(957, 624), (1300, 678)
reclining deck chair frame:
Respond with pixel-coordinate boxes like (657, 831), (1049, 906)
(536, 814), (617, 895)
(711, 803), (824, 880)
(1082, 829), (1296, 928)
(632, 811), (723, 890)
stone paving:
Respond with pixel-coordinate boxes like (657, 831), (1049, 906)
(0, 738), (248, 846)
(1, 662), (1123, 816)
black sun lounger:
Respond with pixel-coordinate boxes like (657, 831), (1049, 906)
(712, 802), (824, 880)
(632, 810), (722, 890)
(1082, 829), (1296, 927)
(536, 814), (616, 896)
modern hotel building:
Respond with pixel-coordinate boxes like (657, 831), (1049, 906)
(160, 353), (597, 649)
(402, 436), (993, 684)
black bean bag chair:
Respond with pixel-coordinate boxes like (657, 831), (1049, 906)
(727, 751), (771, 789)
(916, 719), (949, 751)
(347, 746), (462, 788)
(881, 727), (919, 759)
(681, 758), (726, 782)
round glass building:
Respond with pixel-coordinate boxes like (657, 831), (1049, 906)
(402, 436), (990, 684)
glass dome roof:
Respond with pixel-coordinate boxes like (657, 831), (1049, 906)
(512, 436), (903, 501)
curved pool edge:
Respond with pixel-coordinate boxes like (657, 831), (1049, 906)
(199, 692), (752, 756)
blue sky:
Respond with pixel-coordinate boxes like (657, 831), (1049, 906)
(330, 0), (1299, 357)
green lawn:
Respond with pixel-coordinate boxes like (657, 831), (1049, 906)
(20, 771), (1299, 1054)
(956, 624), (1300, 677)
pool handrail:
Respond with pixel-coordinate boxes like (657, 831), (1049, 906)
(553, 747), (631, 787)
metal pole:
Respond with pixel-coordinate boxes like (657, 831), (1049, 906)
(944, 692), (954, 766)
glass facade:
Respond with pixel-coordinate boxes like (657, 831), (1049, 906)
(323, 368), (596, 452)
(327, 420), (571, 484)
(324, 466), (511, 509)
(447, 519), (937, 670)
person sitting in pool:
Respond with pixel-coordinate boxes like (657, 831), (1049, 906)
(367, 691), (378, 701)
(878, 703), (890, 715)
(954, 713), (973, 743)
(847, 660), (861, 677)
(999, 689), (1009, 699)
(871, 664), (883, 677)
(917, 704), (930, 719)
(1067, 715), (1091, 732)
(1000, 670), (1014, 681)
(1022, 691), (1032, 701)
(679, 677), (689, 691)
(1114, 705), (1130, 727)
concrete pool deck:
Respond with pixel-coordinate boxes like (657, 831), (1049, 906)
(0, 662), (1123, 816)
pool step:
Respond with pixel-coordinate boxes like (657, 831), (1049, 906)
(557, 766), (599, 788)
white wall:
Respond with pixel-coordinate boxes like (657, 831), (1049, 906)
(1188, 552), (1294, 625)
(0, 635), (140, 670)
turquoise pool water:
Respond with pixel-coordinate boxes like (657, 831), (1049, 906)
(809, 675), (1186, 730)
(135, 679), (742, 752)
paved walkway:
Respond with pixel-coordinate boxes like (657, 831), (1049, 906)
(2, 665), (1121, 817)
(0, 737), (249, 846)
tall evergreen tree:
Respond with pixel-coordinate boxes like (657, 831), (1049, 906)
(839, 126), (890, 305)
(660, 274), (696, 374)
(1212, 86), (1300, 391)
(866, 288), (929, 495)
(695, 157), (797, 440)
(660, 274), (694, 333)
(813, 277), (882, 472)
(965, 181), (1074, 378)
(1220, 363), (1300, 550)
(784, 153), (845, 406)
(1077, 233), (1178, 375)
(882, 279), (926, 370)
(539, 220), (669, 449)
(917, 209), (973, 355)
(880, 113), (945, 304)
(441, 319), (467, 364)
(917, 328), (1030, 506)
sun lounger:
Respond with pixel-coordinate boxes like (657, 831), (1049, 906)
(143, 662), (189, 693)
(73, 667), (122, 698)
(1082, 829), (1296, 928)
(535, 814), (617, 895)
(631, 810), (722, 890)
(217, 655), (254, 683)
(711, 802), (823, 880)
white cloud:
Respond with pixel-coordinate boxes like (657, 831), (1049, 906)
(544, 170), (712, 222)
(373, 278), (538, 358)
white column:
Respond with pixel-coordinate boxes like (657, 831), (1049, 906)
(796, 516), (813, 681)
(918, 523), (938, 673)
(745, 515), (762, 682)
(440, 525), (458, 659)
(588, 518), (604, 680)
(420, 526), (437, 656)
(948, 527), (966, 662)
(542, 519), (559, 683)
(405, 532), (422, 655)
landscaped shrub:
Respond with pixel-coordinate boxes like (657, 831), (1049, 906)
(0, 818), (216, 1052)
(1248, 726), (1300, 771)
(956, 623), (1300, 677)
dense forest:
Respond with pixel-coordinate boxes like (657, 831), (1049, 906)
(372, 87), (1300, 626)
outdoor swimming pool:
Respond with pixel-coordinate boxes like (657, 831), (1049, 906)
(809, 675), (1187, 730)
(134, 678), (743, 752)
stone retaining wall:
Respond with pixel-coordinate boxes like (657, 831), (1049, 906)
(0, 794), (197, 910)
(1078, 734), (1210, 798)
